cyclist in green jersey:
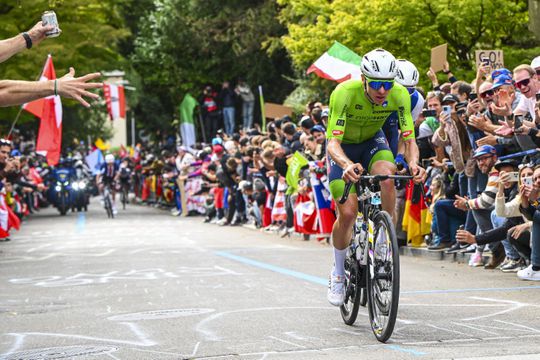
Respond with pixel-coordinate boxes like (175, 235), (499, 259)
(326, 48), (426, 306)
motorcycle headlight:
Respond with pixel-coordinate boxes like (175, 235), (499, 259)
(79, 181), (86, 189)
(72, 182), (79, 190)
(55, 185), (61, 192)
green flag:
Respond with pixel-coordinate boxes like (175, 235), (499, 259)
(179, 93), (198, 147)
(285, 151), (309, 195)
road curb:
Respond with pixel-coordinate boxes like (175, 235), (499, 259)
(399, 246), (493, 265)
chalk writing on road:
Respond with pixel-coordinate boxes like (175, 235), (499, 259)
(9, 266), (240, 288)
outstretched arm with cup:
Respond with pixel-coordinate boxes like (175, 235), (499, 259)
(0, 22), (56, 63)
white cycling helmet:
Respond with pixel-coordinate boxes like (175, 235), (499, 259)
(396, 59), (419, 87)
(361, 48), (398, 80)
(531, 56), (540, 70)
(105, 154), (115, 164)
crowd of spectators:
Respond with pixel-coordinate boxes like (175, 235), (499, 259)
(132, 57), (540, 282)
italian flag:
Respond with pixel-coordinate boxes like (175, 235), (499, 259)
(307, 41), (362, 82)
(179, 93), (198, 148)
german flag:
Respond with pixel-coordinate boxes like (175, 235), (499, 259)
(401, 180), (432, 247)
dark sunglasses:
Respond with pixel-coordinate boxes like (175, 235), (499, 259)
(514, 78), (531, 89)
(536, 69), (540, 77)
(0, 138), (12, 146)
(480, 89), (495, 98)
(366, 77), (394, 91)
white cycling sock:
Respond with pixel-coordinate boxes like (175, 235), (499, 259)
(333, 247), (348, 277)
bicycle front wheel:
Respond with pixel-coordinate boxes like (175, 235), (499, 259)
(366, 210), (399, 343)
(105, 195), (114, 219)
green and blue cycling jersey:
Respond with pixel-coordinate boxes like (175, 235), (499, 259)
(326, 79), (415, 199)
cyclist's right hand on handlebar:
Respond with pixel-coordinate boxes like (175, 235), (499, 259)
(342, 163), (364, 183)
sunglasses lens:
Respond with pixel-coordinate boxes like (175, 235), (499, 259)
(383, 82), (394, 91)
(516, 78), (530, 88)
(480, 90), (494, 98)
(368, 81), (383, 91)
(368, 80), (394, 91)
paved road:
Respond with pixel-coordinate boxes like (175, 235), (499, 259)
(1, 200), (540, 360)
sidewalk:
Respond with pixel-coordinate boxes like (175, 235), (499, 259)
(242, 221), (495, 265)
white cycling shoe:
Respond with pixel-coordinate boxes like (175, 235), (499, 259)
(327, 273), (346, 306)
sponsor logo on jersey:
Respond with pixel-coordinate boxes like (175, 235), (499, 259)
(339, 104), (349, 118)
(336, 119), (345, 126)
(332, 130), (344, 136)
(375, 137), (387, 144)
(355, 104), (363, 110)
(402, 130), (413, 138)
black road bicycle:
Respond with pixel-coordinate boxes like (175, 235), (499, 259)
(338, 173), (413, 342)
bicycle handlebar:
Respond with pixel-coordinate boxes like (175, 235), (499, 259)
(338, 174), (415, 205)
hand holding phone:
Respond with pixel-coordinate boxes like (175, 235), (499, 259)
(442, 105), (452, 123)
(523, 177), (533, 187)
(507, 172), (519, 183)
(422, 109), (437, 118)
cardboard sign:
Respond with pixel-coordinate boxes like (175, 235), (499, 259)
(475, 50), (504, 70)
(430, 44), (447, 72)
(265, 103), (293, 119)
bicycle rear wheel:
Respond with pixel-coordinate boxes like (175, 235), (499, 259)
(122, 189), (127, 210)
(366, 210), (399, 343)
(340, 249), (361, 325)
(105, 195), (113, 219)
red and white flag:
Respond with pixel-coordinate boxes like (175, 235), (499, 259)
(22, 55), (62, 166)
(103, 83), (126, 120)
(0, 194), (21, 239)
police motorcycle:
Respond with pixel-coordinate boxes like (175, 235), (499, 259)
(49, 158), (76, 215)
(72, 159), (91, 212)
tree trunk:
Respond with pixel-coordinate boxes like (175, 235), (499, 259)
(530, 0), (540, 40)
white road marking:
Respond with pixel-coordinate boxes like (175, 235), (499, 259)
(26, 243), (52, 253)
(494, 319), (540, 333)
(462, 297), (528, 321)
(268, 335), (306, 348)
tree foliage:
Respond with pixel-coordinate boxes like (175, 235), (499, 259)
(278, 0), (540, 100)
(130, 0), (294, 132)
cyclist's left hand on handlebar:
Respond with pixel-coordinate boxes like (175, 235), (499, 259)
(409, 163), (427, 184)
(342, 163), (364, 183)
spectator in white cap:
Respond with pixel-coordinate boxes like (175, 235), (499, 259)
(176, 145), (194, 177)
(223, 140), (237, 154)
(532, 56), (540, 74)
(321, 108), (329, 127)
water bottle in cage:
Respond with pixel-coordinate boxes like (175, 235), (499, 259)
(356, 222), (368, 265)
